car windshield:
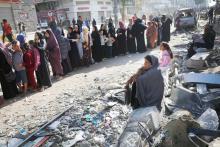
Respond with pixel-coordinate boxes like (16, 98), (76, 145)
(178, 10), (194, 18)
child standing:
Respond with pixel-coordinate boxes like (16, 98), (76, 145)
(99, 30), (107, 58)
(106, 33), (115, 58)
(23, 42), (37, 91)
(11, 41), (28, 94)
(159, 42), (173, 96)
(159, 42), (173, 67)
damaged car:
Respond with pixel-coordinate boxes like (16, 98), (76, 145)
(174, 8), (197, 29)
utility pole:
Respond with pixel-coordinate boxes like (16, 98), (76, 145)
(113, 0), (119, 28)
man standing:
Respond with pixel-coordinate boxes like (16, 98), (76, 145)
(85, 18), (90, 31)
(18, 22), (22, 33)
(92, 18), (96, 27)
(72, 18), (76, 27)
(2, 19), (13, 43)
(208, 8), (214, 24)
(77, 16), (83, 32)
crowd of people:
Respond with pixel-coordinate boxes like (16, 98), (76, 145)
(0, 14), (174, 102)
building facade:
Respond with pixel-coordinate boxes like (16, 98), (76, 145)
(35, 0), (61, 26)
(0, 0), (38, 32)
(35, 0), (113, 25)
(58, 0), (113, 24)
(123, 0), (135, 20)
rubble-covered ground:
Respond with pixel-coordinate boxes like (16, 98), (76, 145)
(0, 21), (210, 146)
(0, 51), (159, 145)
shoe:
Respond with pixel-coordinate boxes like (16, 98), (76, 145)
(39, 87), (44, 92)
(56, 76), (63, 81)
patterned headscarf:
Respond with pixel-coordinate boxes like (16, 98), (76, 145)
(45, 29), (59, 51)
(119, 21), (125, 30)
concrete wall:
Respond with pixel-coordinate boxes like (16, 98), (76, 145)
(12, 2), (38, 32)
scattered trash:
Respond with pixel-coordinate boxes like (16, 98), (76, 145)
(197, 108), (219, 130)
(48, 121), (60, 130)
(8, 138), (24, 147)
(128, 106), (160, 130)
(62, 131), (84, 147)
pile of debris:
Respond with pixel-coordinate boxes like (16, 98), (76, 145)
(5, 89), (131, 147)
(117, 41), (220, 146)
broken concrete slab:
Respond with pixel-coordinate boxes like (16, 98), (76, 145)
(181, 73), (220, 85)
(186, 52), (210, 69)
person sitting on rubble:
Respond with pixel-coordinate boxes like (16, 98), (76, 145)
(195, 24), (216, 49)
(125, 55), (164, 110)
(188, 24), (216, 57)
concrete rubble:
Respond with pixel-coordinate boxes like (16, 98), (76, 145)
(0, 21), (220, 147)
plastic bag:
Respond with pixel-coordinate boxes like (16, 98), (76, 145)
(128, 106), (160, 130)
(197, 108), (219, 130)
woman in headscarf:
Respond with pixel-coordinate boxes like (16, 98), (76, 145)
(100, 24), (108, 37)
(153, 17), (162, 46)
(0, 42), (18, 99)
(59, 36), (71, 75)
(132, 18), (147, 53)
(146, 21), (157, 49)
(116, 21), (127, 55)
(44, 29), (63, 78)
(153, 22), (158, 47)
(108, 22), (116, 37)
(125, 55), (164, 110)
(91, 25), (102, 62)
(108, 22), (117, 57)
(74, 25), (84, 63)
(161, 15), (172, 42)
(34, 32), (52, 90)
(67, 26), (81, 68)
(49, 21), (71, 75)
(127, 19), (136, 53)
(80, 26), (93, 66)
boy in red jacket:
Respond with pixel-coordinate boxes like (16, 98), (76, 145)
(2, 19), (13, 43)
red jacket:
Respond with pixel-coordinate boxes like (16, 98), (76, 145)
(3, 22), (12, 35)
(23, 50), (35, 70)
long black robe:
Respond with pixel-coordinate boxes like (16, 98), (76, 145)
(117, 28), (126, 55)
(161, 18), (172, 42)
(0, 49), (18, 99)
(108, 25), (117, 57)
(91, 31), (102, 62)
(132, 19), (147, 53)
(67, 31), (81, 68)
(157, 22), (162, 45)
(35, 40), (52, 87)
(127, 26), (136, 53)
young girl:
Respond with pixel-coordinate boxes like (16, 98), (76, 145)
(23, 42), (37, 91)
(99, 30), (107, 58)
(106, 33), (115, 58)
(159, 42), (173, 67)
